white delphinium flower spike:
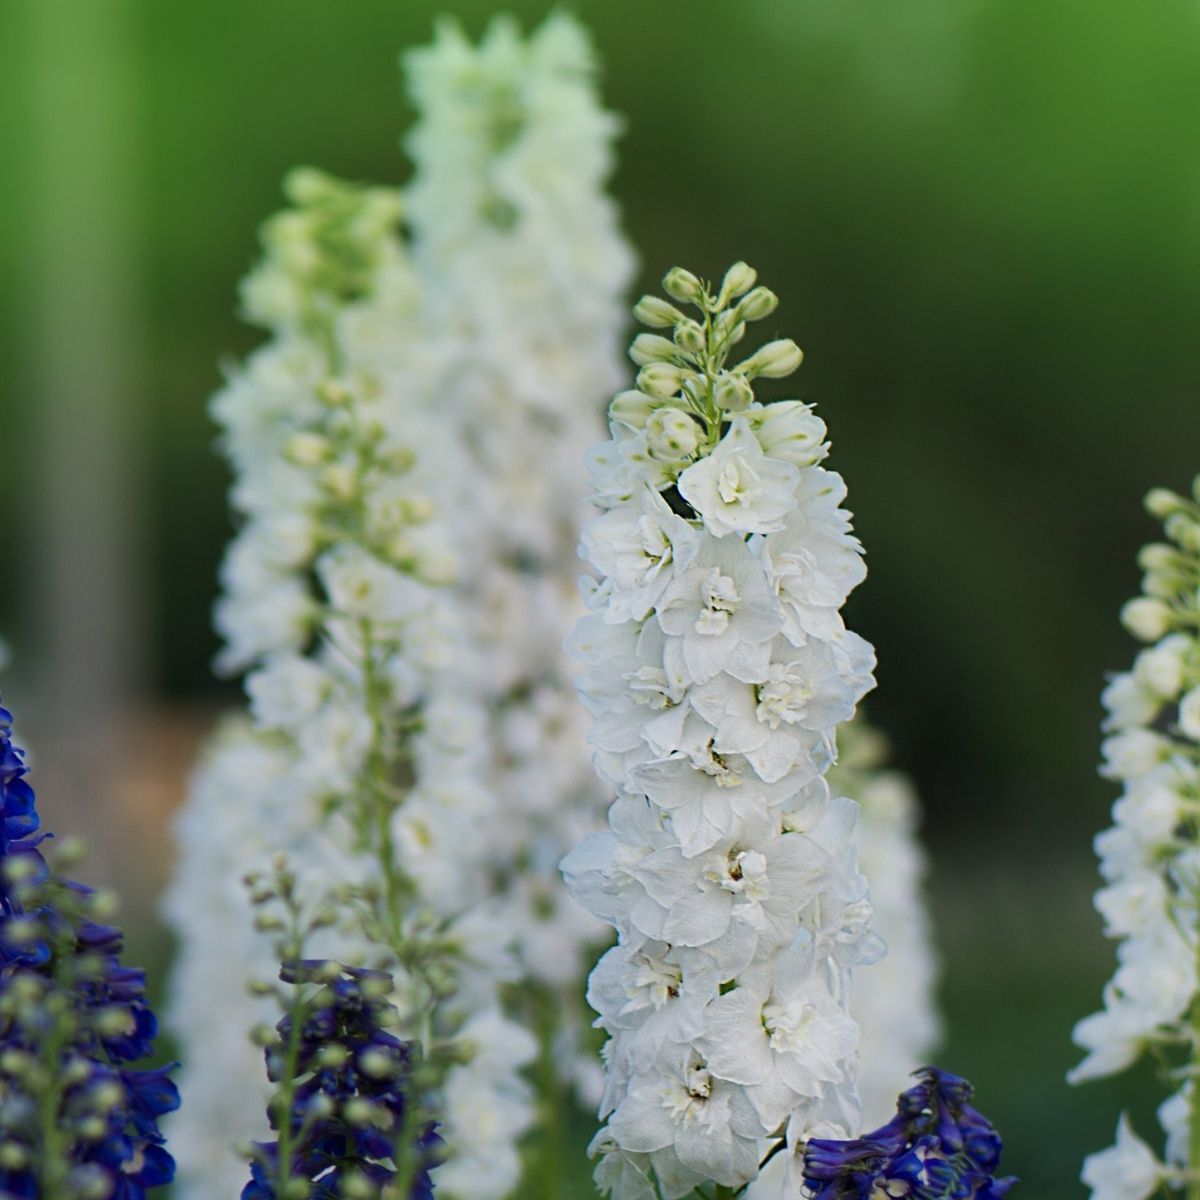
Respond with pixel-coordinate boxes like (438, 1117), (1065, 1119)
(402, 11), (635, 1105)
(1070, 481), (1200, 1199)
(563, 265), (881, 1197)
(163, 170), (534, 1200)
(826, 717), (939, 1128)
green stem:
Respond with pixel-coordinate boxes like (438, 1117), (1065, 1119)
(271, 975), (309, 1194)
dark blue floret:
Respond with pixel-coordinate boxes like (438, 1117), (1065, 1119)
(802, 1066), (1016, 1200)
(0, 702), (178, 1199)
(243, 960), (441, 1199)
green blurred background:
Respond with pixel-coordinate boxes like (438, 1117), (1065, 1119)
(5, 0), (1200, 1194)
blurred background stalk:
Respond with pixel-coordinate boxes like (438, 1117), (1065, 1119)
(17, 0), (149, 894)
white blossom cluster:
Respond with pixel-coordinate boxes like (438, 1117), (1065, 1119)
(1070, 480), (1200, 1200)
(402, 13), (635, 1051)
(164, 169), (534, 1200)
(167, 13), (636, 1194)
(562, 264), (880, 1199)
(828, 717), (940, 1129)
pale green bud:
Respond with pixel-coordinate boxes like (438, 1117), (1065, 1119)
(673, 320), (706, 354)
(339, 1170), (375, 1199)
(53, 836), (88, 869)
(3, 856), (40, 886)
(1146, 488), (1189, 519)
(736, 286), (779, 322)
(320, 463), (358, 502)
(286, 166), (336, 206)
(735, 339), (804, 379)
(1122, 597), (1173, 642)
(646, 409), (703, 462)
(281, 1179), (310, 1200)
(629, 333), (680, 366)
(0, 1143), (27, 1170)
(1138, 543), (1179, 572)
(318, 1043), (350, 1068)
(284, 432), (331, 467)
(1166, 513), (1200, 553)
(719, 261), (757, 302)
(77, 1115), (108, 1142)
(637, 363), (685, 400)
(610, 390), (661, 429)
(250, 1022), (277, 1048)
(90, 1079), (125, 1113)
(92, 1006), (134, 1039)
(317, 380), (352, 407)
(662, 267), (705, 305)
(253, 913), (285, 934)
(358, 1048), (397, 1079)
(633, 295), (684, 328)
(714, 372), (754, 412)
(89, 888), (118, 922)
(343, 1097), (380, 1127)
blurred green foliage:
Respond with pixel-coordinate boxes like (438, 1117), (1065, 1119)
(5, 0), (1200, 1194)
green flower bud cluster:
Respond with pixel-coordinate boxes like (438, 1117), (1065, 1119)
(241, 167), (403, 337)
(612, 262), (804, 486)
(1122, 480), (1200, 644)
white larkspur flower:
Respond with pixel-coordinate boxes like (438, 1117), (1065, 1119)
(677, 416), (801, 538)
(1071, 476), (1200, 1198)
(564, 265), (877, 1197)
(1080, 1114), (1164, 1200)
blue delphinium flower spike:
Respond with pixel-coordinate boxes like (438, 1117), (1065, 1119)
(243, 959), (441, 1200)
(0, 702), (179, 1199)
(802, 1066), (1016, 1199)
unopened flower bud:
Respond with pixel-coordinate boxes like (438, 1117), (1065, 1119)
(250, 1022), (277, 1047)
(636, 363), (684, 400)
(673, 319), (705, 354)
(0, 1144), (26, 1170)
(736, 286), (778, 322)
(92, 1005), (134, 1038)
(646, 409), (703, 462)
(1146, 488), (1189, 519)
(284, 432), (331, 467)
(610, 390), (661, 429)
(629, 333), (680, 366)
(719, 261), (757, 302)
(714, 372), (754, 412)
(319, 462), (358, 502)
(358, 1048), (398, 1079)
(735, 338), (804, 379)
(316, 378), (352, 407)
(1138, 543), (1178, 573)
(1121, 597), (1173, 642)
(317, 1043), (350, 1068)
(633, 294), (684, 328)
(343, 1097), (379, 1127)
(662, 266), (705, 305)
(339, 1171), (375, 1199)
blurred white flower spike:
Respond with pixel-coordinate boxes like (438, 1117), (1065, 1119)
(404, 10), (636, 1098)
(1070, 480), (1200, 1200)
(563, 264), (881, 1198)
(826, 718), (940, 1130)
(163, 10), (635, 1193)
